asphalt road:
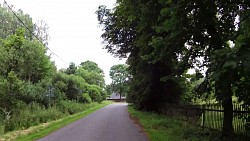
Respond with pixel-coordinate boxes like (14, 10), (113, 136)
(37, 103), (148, 141)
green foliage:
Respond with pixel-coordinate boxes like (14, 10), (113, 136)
(97, 0), (250, 137)
(109, 64), (129, 98)
(13, 101), (112, 141)
(85, 85), (102, 103)
(20, 39), (54, 83)
(58, 100), (84, 115)
(65, 62), (77, 75)
(1, 102), (65, 133)
(105, 84), (112, 97)
(0, 5), (33, 39)
(80, 93), (92, 103)
(0, 5), (108, 137)
(19, 81), (47, 105)
(79, 60), (104, 74)
(51, 72), (105, 102)
(75, 68), (103, 87)
(128, 105), (212, 141)
(78, 60), (105, 87)
(0, 101), (111, 135)
(97, 1), (185, 111)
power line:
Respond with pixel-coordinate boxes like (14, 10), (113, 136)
(3, 0), (69, 66)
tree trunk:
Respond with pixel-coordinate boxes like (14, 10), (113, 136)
(222, 93), (233, 139)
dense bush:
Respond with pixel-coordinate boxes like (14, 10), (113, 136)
(80, 93), (92, 103)
(58, 100), (85, 115)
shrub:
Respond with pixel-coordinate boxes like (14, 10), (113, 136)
(80, 93), (92, 103)
(87, 85), (102, 102)
(58, 100), (85, 115)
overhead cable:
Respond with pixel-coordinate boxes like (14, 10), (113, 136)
(3, 0), (69, 66)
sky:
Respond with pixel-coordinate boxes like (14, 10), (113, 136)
(2, 0), (125, 84)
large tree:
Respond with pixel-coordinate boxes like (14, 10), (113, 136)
(0, 4), (33, 39)
(0, 4), (50, 44)
(171, 1), (250, 136)
(0, 28), (53, 83)
(97, 0), (250, 138)
(97, 0), (184, 111)
(78, 60), (105, 87)
(109, 64), (129, 100)
(0, 28), (55, 110)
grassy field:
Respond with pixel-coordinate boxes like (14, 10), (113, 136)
(128, 105), (218, 141)
(0, 101), (112, 141)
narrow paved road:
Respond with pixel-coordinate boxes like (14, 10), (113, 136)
(38, 103), (148, 141)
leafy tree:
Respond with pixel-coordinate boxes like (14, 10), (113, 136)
(105, 84), (112, 97)
(97, 1), (184, 111)
(97, 0), (250, 137)
(79, 60), (103, 74)
(65, 76), (79, 100)
(1, 28), (25, 77)
(170, 1), (250, 136)
(65, 62), (77, 75)
(75, 68), (92, 83)
(78, 60), (105, 87)
(86, 85), (101, 102)
(52, 72), (69, 100)
(0, 4), (50, 45)
(0, 28), (54, 83)
(109, 64), (129, 100)
(0, 4), (33, 39)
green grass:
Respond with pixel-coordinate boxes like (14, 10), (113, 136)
(202, 110), (247, 134)
(128, 105), (215, 141)
(1, 101), (112, 141)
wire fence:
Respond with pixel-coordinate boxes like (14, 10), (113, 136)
(159, 103), (250, 139)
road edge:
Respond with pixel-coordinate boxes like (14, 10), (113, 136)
(128, 105), (150, 141)
(11, 101), (112, 141)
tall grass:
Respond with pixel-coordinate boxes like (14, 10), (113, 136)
(128, 105), (213, 141)
(0, 101), (111, 141)
(0, 100), (109, 135)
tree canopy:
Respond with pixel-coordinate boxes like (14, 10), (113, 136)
(109, 64), (129, 100)
(97, 0), (250, 137)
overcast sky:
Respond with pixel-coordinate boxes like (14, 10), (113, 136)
(2, 0), (125, 84)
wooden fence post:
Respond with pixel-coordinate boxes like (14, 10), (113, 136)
(202, 105), (205, 129)
(185, 104), (188, 122)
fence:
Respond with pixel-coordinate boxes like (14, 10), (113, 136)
(159, 103), (250, 138)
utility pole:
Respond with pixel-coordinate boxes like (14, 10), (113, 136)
(48, 85), (51, 107)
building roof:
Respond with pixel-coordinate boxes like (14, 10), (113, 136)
(107, 92), (126, 100)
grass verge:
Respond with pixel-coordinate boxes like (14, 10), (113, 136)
(128, 105), (216, 141)
(0, 101), (112, 141)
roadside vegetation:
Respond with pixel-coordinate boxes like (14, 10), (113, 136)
(0, 4), (112, 139)
(128, 105), (216, 141)
(0, 101), (111, 141)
